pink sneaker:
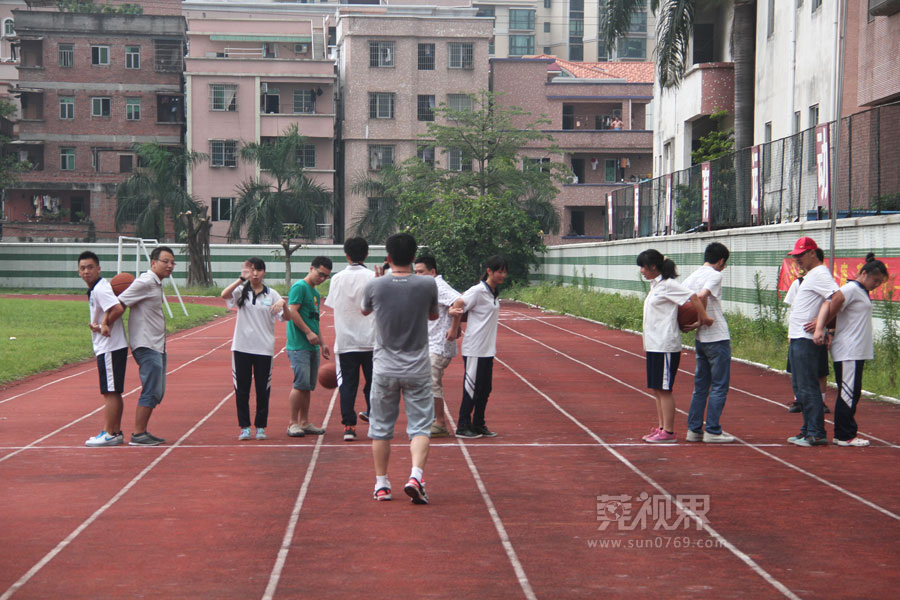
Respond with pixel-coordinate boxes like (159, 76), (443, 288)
(641, 426), (662, 442)
(644, 429), (677, 444)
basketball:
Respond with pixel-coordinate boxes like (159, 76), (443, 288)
(110, 272), (135, 296)
(677, 300), (699, 332)
(317, 361), (338, 389)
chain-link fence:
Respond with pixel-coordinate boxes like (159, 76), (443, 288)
(606, 101), (900, 238)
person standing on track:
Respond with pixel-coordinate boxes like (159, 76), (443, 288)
(682, 242), (735, 443)
(324, 237), (376, 442)
(449, 255), (508, 439)
(105, 245), (175, 446)
(362, 233), (438, 504)
(637, 249), (712, 444)
(285, 256), (333, 439)
(78, 251), (128, 447)
(221, 258), (288, 441)
(813, 253), (888, 447)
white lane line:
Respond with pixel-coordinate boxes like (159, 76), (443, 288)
(499, 322), (900, 523)
(506, 309), (900, 449)
(494, 356), (802, 600)
(443, 407), (537, 600)
(0, 391), (235, 600)
(261, 387), (338, 600)
(0, 442), (792, 451)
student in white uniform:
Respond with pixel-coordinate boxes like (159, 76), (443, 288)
(813, 253), (888, 447)
(636, 249), (712, 444)
(221, 258), (288, 441)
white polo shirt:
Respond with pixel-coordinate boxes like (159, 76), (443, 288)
(787, 265), (837, 340)
(682, 265), (729, 343)
(88, 277), (128, 355)
(227, 284), (284, 357)
(117, 269), (166, 353)
(324, 263), (376, 353)
(830, 281), (874, 361)
(642, 276), (694, 353)
(428, 275), (462, 358)
(460, 281), (500, 358)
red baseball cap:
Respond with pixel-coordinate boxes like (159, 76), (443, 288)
(788, 236), (818, 255)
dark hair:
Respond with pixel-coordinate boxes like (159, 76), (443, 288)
(385, 233), (417, 267)
(151, 246), (174, 261)
(78, 250), (100, 265)
(636, 249), (678, 280)
(343, 237), (369, 264)
(237, 257), (266, 308)
(311, 256), (333, 270)
(860, 252), (888, 277)
(481, 255), (509, 281)
(704, 242), (729, 265)
(415, 255), (437, 272)
(814, 248), (825, 262)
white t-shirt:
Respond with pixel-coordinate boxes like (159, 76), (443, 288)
(830, 281), (874, 361)
(787, 265), (838, 340)
(460, 281), (501, 358)
(784, 278), (801, 306)
(324, 264), (376, 353)
(88, 277), (128, 355)
(227, 284), (284, 356)
(428, 275), (462, 358)
(642, 276), (694, 353)
(682, 265), (729, 342)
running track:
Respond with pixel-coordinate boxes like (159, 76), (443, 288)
(1, 300), (898, 599)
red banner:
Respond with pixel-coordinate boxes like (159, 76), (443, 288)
(778, 257), (900, 301)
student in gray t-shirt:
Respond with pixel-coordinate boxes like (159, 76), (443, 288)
(362, 233), (438, 504)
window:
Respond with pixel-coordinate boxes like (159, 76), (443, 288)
(298, 144), (316, 169)
(126, 46), (140, 69)
(210, 84), (237, 111)
(120, 155), (133, 173)
(544, 22), (551, 33)
(417, 144), (435, 167)
(368, 145), (394, 171)
(562, 104), (574, 129)
(808, 104), (819, 169)
(293, 89), (316, 114)
(509, 9), (535, 30)
(210, 140), (237, 167)
(158, 95), (183, 123)
(126, 98), (140, 121)
(618, 37), (646, 59)
(605, 159), (617, 182)
(764, 121), (772, 179)
(524, 157), (549, 173)
(417, 95), (435, 122)
(418, 43), (435, 70)
(628, 10), (647, 33)
(211, 197), (234, 222)
(91, 97), (111, 117)
(448, 42), (474, 69)
(476, 6), (495, 18)
(59, 96), (74, 120)
(60, 147), (75, 171)
(58, 44), (74, 68)
(448, 148), (472, 172)
(570, 19), (584, 36)
(2, 18), (13, 37)
(369, 41), (395, 67)
(154, 39), (182, 72)
(447, 93), (474, 113)
(91, 46), (110, 66)
(767, 0), (775, 36)
(809, 104), (819, 127)
(569, 43), (583, 61)
(544, 0), (551, 8)
(509, 35), (534, 56)
(543, 46), (552, 54)
(368, 92), (394, 119)
(812, 0), (822, 11)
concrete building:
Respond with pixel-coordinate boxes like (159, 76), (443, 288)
(492, 55), (653, 244)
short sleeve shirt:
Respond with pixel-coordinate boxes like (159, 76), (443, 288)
(642, 276), (694, 353)
(88, 277), (128, 355)
(429, 275), (462, 358)
(323, 264), (376, 353)
(117, 270), (166, 353)
(682, 265), (729, 342)
(227, 284), (284, 356)
(459, 281), (501, 358)
(830, 281), (874, 361)
(788, 265), (838, 340)
(287, 279), (320, 351)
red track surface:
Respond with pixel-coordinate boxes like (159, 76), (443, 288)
(1, 301), (899, 599)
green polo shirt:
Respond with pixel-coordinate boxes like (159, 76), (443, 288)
(286, 279), (320, 351)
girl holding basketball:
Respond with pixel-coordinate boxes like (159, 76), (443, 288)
(637, 250), (713, 443)
(221, 258), (289, 440)
(813, 253), (889, 447)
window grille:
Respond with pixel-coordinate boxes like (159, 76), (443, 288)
(369, 41), (395, 67)
(368, 92), (395, 119)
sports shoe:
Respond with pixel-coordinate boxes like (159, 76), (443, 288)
(238, 427), (251, 441)
(358, 411), (370, 423)
(644, 429), (677, 444)
(641, 426), (662, 442)
(834, 437), (869, 447)
(703, 431), (735, 443)
(823, 404), (831, 414)
(788, 435), (811, 447)
(373, 487), (392, 501)
(787, 433), (806, 444)
(256, 427), (267, 440)
(287, 424), (306, 438)
(129, 432), (164, 446)
(455, 426), (483, 439)
(472, 425), (497, 437)
(430, 423), (450, 438)
(404, 477), (429, 505)
(302, 423), (326, 435)
(789, 435), (827, 447)
(788, 402), (802, 413)
(343, 426), (357, 442)
(685, 430), (703, 442)
(85, 431), (123, 447)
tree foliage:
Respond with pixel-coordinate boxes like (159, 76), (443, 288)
(691, 109), (734, 164)
(1, 99), (31, 192)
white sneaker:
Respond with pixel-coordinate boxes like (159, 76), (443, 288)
(703, 431), (735, 443)
(685, 430), (703, 442)
(256, 427), (267, 440)
(834, 437), (869, 447)
(238, 427), (251, 441)
(85, 431), (123, 447)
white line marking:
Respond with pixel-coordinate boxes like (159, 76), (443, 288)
(0, 442), (792, 451)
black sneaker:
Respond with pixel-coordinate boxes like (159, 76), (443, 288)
(343, 426), (357, 442)
(472, 425), (497, 437)
(129, 432), (164, 446)
(455, 426), (483, 439)
(823, 404), (831, 414)
(787, 402), (802, 413)
(808, 436), (828, 446)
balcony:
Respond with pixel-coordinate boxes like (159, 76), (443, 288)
(260, 112), (333, 139)
(546, 129), (652, 152)
(677, 62), (734, 122)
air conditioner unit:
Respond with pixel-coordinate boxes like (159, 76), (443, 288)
(294, 43), (309, 54)
(260, 83), (268, 93)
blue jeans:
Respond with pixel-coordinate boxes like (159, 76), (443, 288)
(788, 338), (826, 439)
(132, 347), (166, 408)
(687, 340), (731, 434)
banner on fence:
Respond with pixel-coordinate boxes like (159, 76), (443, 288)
(815, 124), (831, 208)
(665, 174), (673, 233)
(778, 257), (900, 301)
(751, 146), (761, 223)
(607, 193), (614, 240)
(701, 161), (711, 225)
(633, 184), (640, 235)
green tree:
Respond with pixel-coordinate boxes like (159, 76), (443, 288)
(691, 109), (734, 164)
(349, 165), (402, 244)
(1, 99), (31, 193)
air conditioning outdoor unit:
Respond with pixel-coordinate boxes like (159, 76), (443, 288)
(295, 43), (309, 54)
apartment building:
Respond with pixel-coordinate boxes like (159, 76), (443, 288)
(492, 56), (653, 244)
(336, 5), (492, 238)
(3, 3), (185, 241)
(183, 2), (337, 244)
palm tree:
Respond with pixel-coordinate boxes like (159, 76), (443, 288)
(349, 165), (403, 244)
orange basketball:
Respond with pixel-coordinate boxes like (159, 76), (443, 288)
(110, 272), (135, 296)
(317, 361), (338, 389)
(677, 300), (699, 332)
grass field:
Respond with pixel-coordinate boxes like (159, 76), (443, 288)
(0, 298), (223, 386)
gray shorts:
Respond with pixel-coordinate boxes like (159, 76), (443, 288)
(429, 353), (453, 399)
(367, 373), (434, 440)
(288, 349), (319, 391)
